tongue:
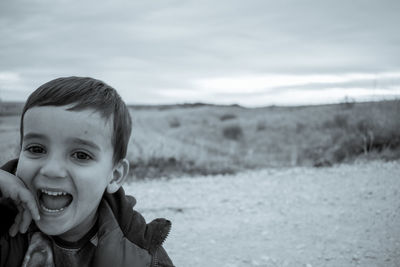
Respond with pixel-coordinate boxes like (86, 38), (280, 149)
(40, 194), (72, 210)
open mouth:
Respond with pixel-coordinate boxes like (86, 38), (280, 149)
(38, 189), (73, 213)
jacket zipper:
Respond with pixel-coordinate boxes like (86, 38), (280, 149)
(151, 221), (172, 267)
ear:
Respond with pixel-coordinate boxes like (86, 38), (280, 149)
(106, 158), (129, 194)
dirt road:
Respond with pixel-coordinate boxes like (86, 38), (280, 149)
(125, 161), (400, 267)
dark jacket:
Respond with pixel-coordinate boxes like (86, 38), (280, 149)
(0, 159), (174, 267)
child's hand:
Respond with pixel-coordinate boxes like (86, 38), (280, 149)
(0, 169), (40, 237)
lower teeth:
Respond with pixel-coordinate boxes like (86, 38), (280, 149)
(41, 204), (66, 213)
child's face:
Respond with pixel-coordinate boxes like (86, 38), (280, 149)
(16, 105), (116, 242)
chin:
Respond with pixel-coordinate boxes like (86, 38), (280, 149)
(35, 220), (69, 237)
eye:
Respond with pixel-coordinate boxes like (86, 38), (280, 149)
(72, 151), (92, 161)
(25, 145), (46, 154)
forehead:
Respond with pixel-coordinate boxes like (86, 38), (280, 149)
(22, 106), (113, 147)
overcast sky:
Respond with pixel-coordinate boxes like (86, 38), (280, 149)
(1, 0), (399, 107)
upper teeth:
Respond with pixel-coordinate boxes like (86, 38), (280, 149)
(41, 189), (68, 196)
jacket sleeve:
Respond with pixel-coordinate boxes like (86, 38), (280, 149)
(0, 198), (18, 237)
(0, 159), (19, 237)
(0, 159), (25, 267)
(152, 246), (174, 267)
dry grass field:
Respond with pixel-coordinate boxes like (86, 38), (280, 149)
(128, 100), (400, 179)
(1, 100), (399, 179)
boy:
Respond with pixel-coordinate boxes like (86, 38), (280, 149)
(0, 77), (174, 267)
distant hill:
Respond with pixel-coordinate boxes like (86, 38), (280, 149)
(128, 102), (244, 110)
(0, 101), (243, 115)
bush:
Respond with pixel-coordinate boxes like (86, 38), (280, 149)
(223, 124), (243, 140)
(128, 156), (237, 179)
(256, 121), (266, 131)
(296, 122), (305, 133)
(220, 113), (237, 121)
(314, 114), (400, 166)
(129, 157), (192, 179)
(340, 96), (355, 109)
(169, 117), (180, 128)
(322, 114), (348, 129)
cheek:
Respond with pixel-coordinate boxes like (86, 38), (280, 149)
(74, 180), (108, 214)
(74, 169), (111, 198)
(15, 157), (38, 185)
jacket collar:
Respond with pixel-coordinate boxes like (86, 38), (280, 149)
(93, 190), (172, 266)
(102, 188), (171, 254)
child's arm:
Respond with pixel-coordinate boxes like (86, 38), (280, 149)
(0, 169), (40, 237)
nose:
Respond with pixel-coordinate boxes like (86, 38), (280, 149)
(39, 154), (68, 179)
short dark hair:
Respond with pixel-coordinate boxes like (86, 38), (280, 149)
(20, 76), (132, 165)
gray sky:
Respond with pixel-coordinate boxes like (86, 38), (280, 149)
(1, 0), (399, 107)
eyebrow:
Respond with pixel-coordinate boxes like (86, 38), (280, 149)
(23, 132), (48, 141)
(23, 133), (101, 151)
(68, 138), (101, 151)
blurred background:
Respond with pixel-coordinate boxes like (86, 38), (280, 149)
(1, 0), (399, 176)
(1, 1), (400, 266)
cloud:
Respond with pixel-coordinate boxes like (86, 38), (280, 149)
(189, 71), (400, 106)
(195, 71), (400, 93)
(0, 71), (27, 91)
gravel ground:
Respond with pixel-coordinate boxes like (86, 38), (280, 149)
(124, 160), (400, 267)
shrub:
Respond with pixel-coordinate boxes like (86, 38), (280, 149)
(128, 156), (237, 179)
(220, 113), (237, 121)
(256, 121), (266, 131)
(331, 134), (364, 161)
(322, 114), (348, 129)
(340, 96), (355, 109)
(316, 114), (400, 165)
(296, 122), (305, 133)
(169, 117), (180, 128)
(223, 124), (243, 140)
